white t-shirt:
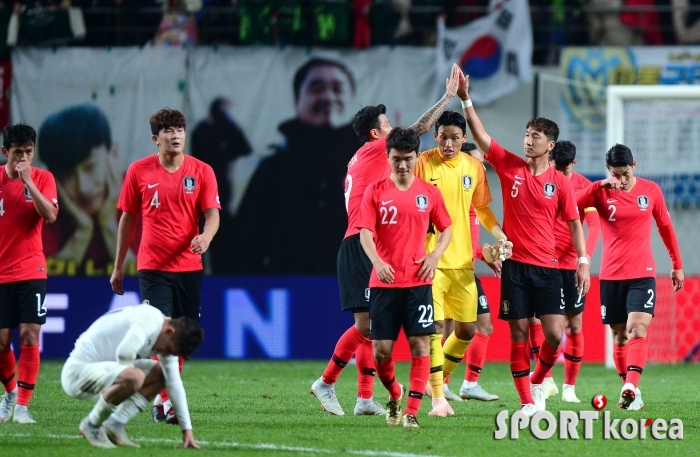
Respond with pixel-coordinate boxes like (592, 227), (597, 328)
(68, 304), (193, 430)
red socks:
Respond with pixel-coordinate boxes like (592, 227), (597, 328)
(531, 341), (560, 385)
(613, 343), (628, 384)
(322, 326), (365, 385)
(17, 345), (39, 406)
(528, 323), (544, 358)
(563, 332), (583, 385)
(0, 349), (16, 392)
(355, 338), (376, 399)
(405, 356), (429, 416)
(158, 356), (184, 402)
(625, 337), (647, 387)
(375, 358), (402, 400)
(510, 341), (533, 405)
(465, 332), (489, 382)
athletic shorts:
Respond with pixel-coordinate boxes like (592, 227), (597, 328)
(432, 268), (477, 323)
(0, 280), (47, 329)
(61, 357), (157, 401)
(498, 260), (563, 320)
(600, 278), (656, 325)
(475, 276), (490, 315)
(561, 269), (585, 314)
(337, 234), (372, 313)
(139, 270), (202, 322)
(369, 285), (436, 340)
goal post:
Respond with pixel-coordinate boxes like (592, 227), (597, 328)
(605, 85), (700, 368)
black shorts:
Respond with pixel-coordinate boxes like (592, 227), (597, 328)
(600, 278), (656, 325)
(369, 285), (436, 340)
(139, 270), (202, 322)
(561, 269), (585, 314)
(475, 276), (490, 315)
(0, 280), (47, 328)
(498, 260), (563, 320)
(337, 234), (372, 313)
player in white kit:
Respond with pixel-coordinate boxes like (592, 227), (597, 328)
(61, 304), (204, 448)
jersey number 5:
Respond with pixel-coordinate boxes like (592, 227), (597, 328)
(510, 181), (523, 198)
(150, 190), (160, 208)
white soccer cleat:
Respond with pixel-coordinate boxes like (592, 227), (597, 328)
(543, 377), (559, 399)
(310, 377), (344, 416)
(561, 384), (581, 403)
(460, 384), (499, 401)
(12, 406), (36, 424)
(104, 418), (140, 447)
(520, 403), (538, 417)
(353, 399), (386, 416)
(628, 388), (644, 411)
(0, 389), (17, 422)
(530, 383), (546, 411)
(443, 384), (463, 402)
(618, 382), (636, 410)
(428, 397), (455, 417)
(79, 417), (117, 449)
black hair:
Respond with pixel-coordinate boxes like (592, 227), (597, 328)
(461, 142), (478, 153)
(606, 143), (634, 167)
(386, 127), (420, 155)
(170, 316), (205, 360)
(352, 104), (386, 143)
(526, 117), (559, 142)
(150, 108), (186, 136)
(293, 58), (356, 102)
(3, 123), (36, 149)
(38, 105), (111, 177)
(435, 110), (466, 135)
(550, 140), (576, 168)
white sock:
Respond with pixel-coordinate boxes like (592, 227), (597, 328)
(356, 397), (373, 405)
(110, 393), (150, 425)
(88, 396), (116, 427)
(14, 403), (27, 413)
(163, 399), (172, 413)
(462, 381), (477, 389)
(153, 393), (163, 406)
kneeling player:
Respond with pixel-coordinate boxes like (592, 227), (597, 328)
(576, 144), (683, 410)
(358, 128), (452, 428)
(61, 304), (203, 448)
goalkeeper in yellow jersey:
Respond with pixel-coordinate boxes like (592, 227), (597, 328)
(414, 110), (511, 417)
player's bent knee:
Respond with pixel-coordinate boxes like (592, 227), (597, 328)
(118, 367), (146, 392)
(476, 323), (493, 337)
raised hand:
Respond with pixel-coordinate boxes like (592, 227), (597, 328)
(601, 176), (622, 191)
(445, 63), (461, 97)
(457, 71), (469, 100)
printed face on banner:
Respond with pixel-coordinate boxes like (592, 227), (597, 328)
(295, 65), (354, 128)
(61, 145), (111, 216)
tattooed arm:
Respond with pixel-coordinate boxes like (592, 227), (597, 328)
(408, 63), (461, 135)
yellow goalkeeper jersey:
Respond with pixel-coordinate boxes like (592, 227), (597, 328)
(415, 148), (493, 270)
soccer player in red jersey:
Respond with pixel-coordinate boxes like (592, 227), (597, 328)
(110, 108), (220, 424)
(576, 143), (683, 410)
(528, 140), (600, 402)
(310, 64), (461, 416)
(460, 74), (591, 416)
(357, 127), (452, 428)
(0, 124), (58, 424)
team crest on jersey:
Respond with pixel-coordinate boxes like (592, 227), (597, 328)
(462, 174), (473, 190)
(183, 176), (196, 193)
(543, 182), (556, 198)
(23, 185), (32, 201)
(601, 305), (606, 319)
(416, 194), (429, 211)
(501, 300), (509, 314)
(638, 195), (649, 210)
(479, 295), (488, 309)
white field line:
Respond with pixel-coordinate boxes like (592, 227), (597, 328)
(3, 433), (449, 457)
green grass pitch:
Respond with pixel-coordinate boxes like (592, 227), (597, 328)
(0, 360), (697, 456)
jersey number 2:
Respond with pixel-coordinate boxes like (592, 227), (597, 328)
(150, 190), (160, 208)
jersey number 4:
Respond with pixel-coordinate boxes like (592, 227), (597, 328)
(150, 190), (160, 208)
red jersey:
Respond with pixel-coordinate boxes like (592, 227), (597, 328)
(469, 206), (484, 262)
(487, 140), (579, 268)
(344, 137), (392, 239)
(0, 168), (57, 283)
(357, 177), (452, 288)
(117, 154), (220, 272)
(576, 177), (681, 280)
(554, 171), (600, 270)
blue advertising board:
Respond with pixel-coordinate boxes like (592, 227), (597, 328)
(32, 276), (353, 360)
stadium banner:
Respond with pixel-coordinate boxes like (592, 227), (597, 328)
(557, 46), (700, 177)
(436, 0), (533, 105)
(30, 276), (618, 362)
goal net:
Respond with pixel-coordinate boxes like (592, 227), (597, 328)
(606, 85), (700, 366)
